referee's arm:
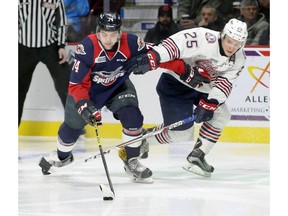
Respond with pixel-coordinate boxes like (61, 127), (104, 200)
(56, 0), (68, 49)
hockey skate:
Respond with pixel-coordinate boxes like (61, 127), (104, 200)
(139, 138), (149, 159)
(139, 127), (152, 159)
(118, 148), (153, 183)
(39, 151), (74, 175)
(139, 125), (162, 159)
(182, 148), (214, 178)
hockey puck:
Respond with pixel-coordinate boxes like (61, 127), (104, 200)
(103, 196), (113, 201)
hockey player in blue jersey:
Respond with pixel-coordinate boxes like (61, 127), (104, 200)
(38, 12), (209, 183)
(39, 12), (154, 183)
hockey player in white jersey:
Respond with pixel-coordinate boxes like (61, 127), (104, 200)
(125, 18), (248, 177)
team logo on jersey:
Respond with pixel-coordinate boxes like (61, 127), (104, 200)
(205, 32), (216, 43)
(91, 66), (125, 86)
(75, 44), (86, 55)
(137, 37), (145, 51)
(95, 56), (106, 63)
(196, 60), (217, 78)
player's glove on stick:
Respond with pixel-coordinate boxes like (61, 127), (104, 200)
(125, 50), (160, 75)
(194, 98), (219, 123)
(75, 99), (102, 126)
(180, 65), (210, 88)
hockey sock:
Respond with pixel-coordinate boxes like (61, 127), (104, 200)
(125, 146), (141, 160)
(57, 149), (71, 161)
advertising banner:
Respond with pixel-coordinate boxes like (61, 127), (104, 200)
(226, 47), (270, 121)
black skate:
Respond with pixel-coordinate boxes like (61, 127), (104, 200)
(182, 148), (214, 178)
(139, 139), (149, 159)
(139, 125), (163, 159)
(39, 151), (74, 175)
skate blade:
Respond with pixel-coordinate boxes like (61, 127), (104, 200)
(182, 163), (211, 178)
(131, 176), (153, 184)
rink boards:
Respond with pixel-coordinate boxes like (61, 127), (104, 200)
(18, 46), (270, 144)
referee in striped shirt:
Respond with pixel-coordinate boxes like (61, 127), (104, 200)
(18, 0), (71, 126)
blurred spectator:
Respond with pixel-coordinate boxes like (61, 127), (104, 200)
(88, 0), (125, 34)
(178, 0), (241, 29)
(259, 25), (270, 45)
(197, 5), (225, 31)
(64, 0), (90, 42)
(258, 0), (270, 23)
(238, 0), (269, 45)
(177, 0), (221, 29)
(178, 13), (197, 30)
(144, 5), (181, 44)
(221, 1), (241, 22)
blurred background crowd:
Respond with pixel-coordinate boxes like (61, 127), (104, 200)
(65, 0), (269, 45)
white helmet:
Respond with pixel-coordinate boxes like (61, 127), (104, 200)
(221, 18), (248, 44)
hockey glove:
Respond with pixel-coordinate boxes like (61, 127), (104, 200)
(180, 65), (210, 88)
(125, 50), (160, 75)
(194, 98), (219, 123)
(75, 99), (102, 126)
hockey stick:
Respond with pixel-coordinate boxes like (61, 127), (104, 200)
(84, 115), (196, 163)
(94, 124), (115, 200)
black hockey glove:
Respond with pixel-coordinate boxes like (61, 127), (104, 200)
(75, 99), (102, 126)
(194, 98), (219, 123)
(180, 64), (210, 88)
(124, 50), (160, 75)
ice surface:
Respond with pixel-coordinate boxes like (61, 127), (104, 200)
(18, 137), (269, 216)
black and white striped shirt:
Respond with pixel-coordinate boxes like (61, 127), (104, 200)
(18, 0), (67, 48)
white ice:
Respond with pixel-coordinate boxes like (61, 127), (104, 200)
(18, 137), (269, 216)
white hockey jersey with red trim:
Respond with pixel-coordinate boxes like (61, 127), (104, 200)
(154, 27), (246, 104)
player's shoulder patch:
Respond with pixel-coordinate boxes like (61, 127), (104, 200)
(75, 44), (86, 55)
(137, 37), (145, 51)
(205, 32), (217, 43)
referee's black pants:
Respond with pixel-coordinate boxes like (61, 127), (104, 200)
(18, 43), (71, 126)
